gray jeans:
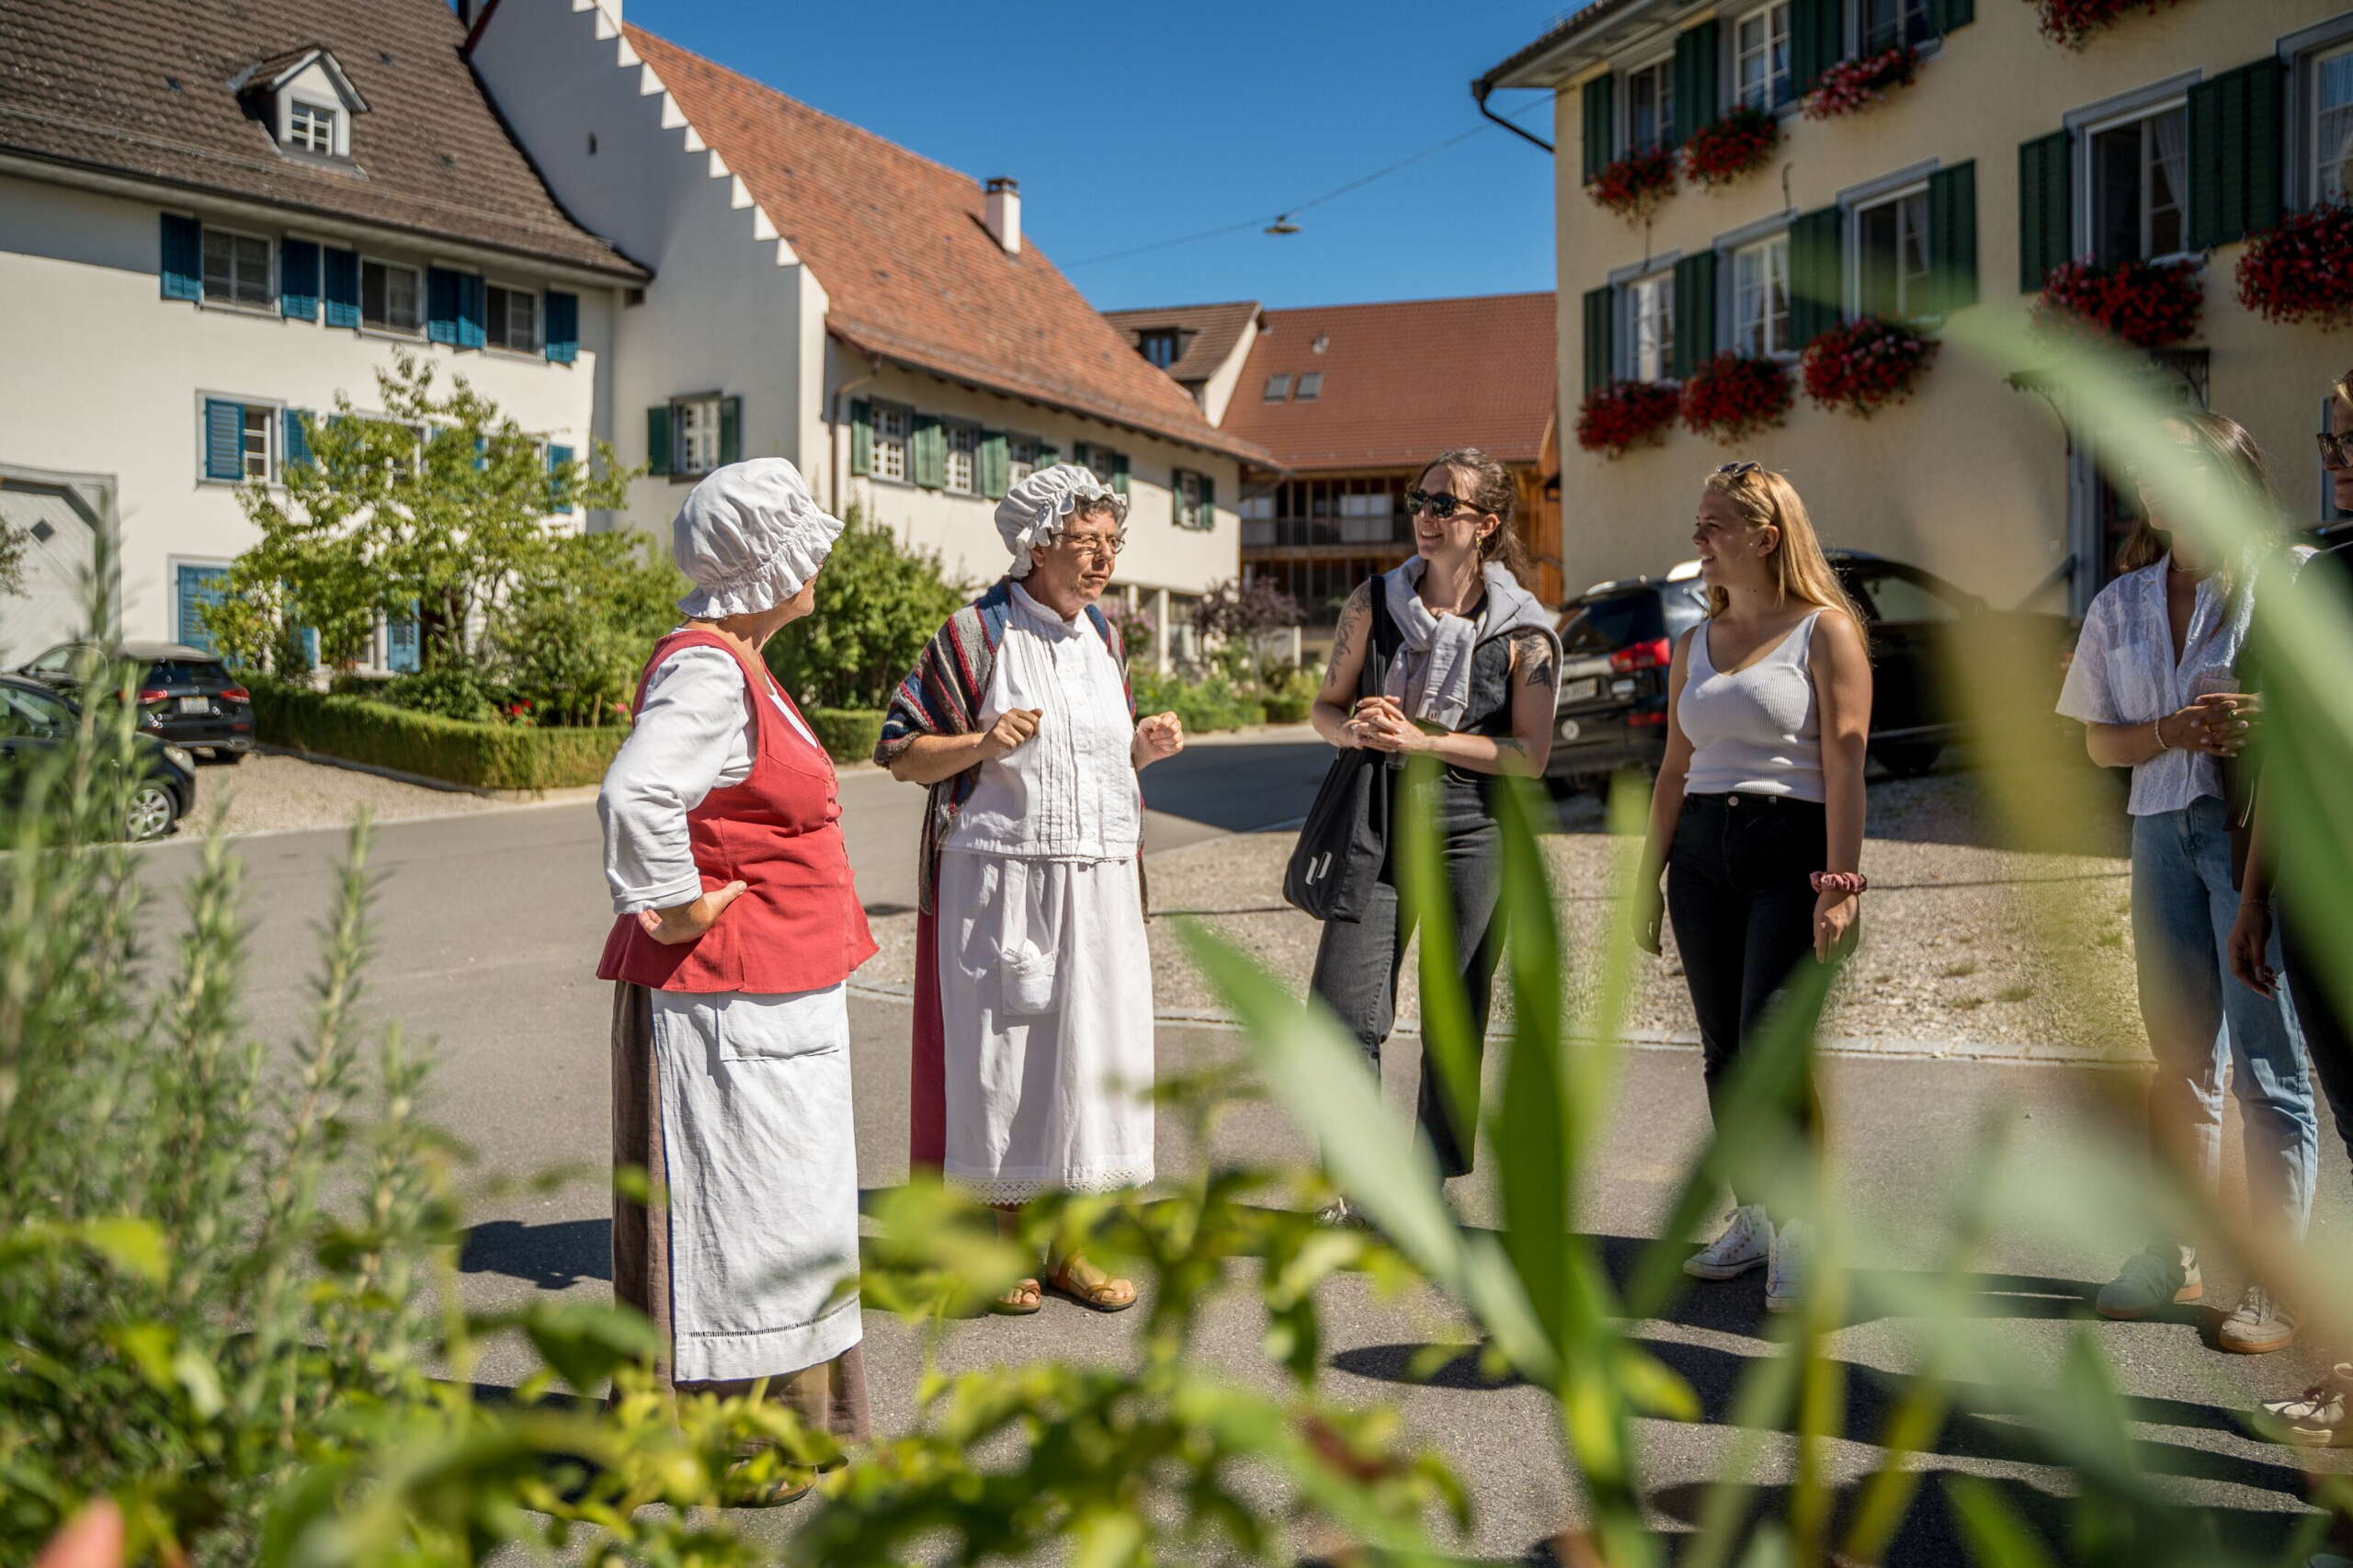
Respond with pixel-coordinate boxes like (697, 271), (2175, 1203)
(1307, 767), (1503, 1178)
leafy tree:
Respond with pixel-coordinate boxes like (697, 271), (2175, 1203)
(494, 530), (690, 727)
(764, 507), (968, 709)
(211, 349), (632, 672)
(1194, 574), (1302, 642)
(0, 519), (25, 598)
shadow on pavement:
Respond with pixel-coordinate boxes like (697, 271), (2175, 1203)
(460, 1218), (611, 1289)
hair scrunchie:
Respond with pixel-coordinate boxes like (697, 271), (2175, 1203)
(1810, 871), (1869, 896)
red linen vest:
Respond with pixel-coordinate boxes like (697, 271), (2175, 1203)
(597, 630), (877, 994)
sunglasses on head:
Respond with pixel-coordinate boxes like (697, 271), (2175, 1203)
(1713, 460), (1762, 478)
(1404, 488), (1490, 520)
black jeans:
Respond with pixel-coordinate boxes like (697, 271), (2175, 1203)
(1308, 767), (1503, 1178)
(1665, 791), (1831, 1206)
(2282, 914), (2353, 1182)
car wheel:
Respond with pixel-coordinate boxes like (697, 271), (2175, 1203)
(124, 783), (177, 841)
(1872, 741), (1942, 778)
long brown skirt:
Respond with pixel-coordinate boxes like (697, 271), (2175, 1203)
(610, 981), (870, 1442)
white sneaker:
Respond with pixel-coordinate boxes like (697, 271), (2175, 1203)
(1766, 1219), (1811, 1313)
(1684, 1204), (1771, 1280)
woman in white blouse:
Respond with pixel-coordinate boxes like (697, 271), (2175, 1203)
(2057, 411), (2315, 1353)
(881, 465), (1183, 1315)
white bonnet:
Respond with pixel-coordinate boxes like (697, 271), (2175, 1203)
(994, 463), (1128, 580)
(672, 458), (845, 618)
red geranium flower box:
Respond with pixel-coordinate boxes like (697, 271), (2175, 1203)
(1586, 146), (1678, 221)
(1801, 316), (1938, 417)
(1682, 106), (1779, 189)
(2033, 0), (2189, 51)
(1802, 46), (1917, 121)
(2031, 256), (2204, 349)
(1576, 380), (1682, 458)
(1679, 353), (1794, 439)
(2236, 203), (2353, 329)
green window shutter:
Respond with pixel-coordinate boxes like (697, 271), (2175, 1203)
(1040, 445), (1061, 467)
(848, 399), (872, 476)
(2017, 130), (2073, 292)
(1199, 472), (1215, 527)
(2189, 57), (2285, 250)
(546, 443), (574, 515)
(979, 429), (1009, 497)
(160, 213), (201, 301)
(1790, 0), (1844, 94)
(1790, 204), (1844, 343)
(1671, 251), (1718, 377)
(647, 404), (673, 477)
(719, 395), (742, 465)
(281, 407), (313, 472)
(1111, 449), (1131, 497)
(1929, 0), (1973, 31)
(1927, 160), (1979, 313)
(202, 400), (244, 481)
(912, 413), (946, 489)
(279, 239), (319, 321)
(1582, 285), (1615, 393)
(1672, 21), (1720, 147)
(1581, 74), (1617, 183)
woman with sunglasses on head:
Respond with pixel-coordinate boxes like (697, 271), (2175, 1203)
(1633, 462), (1871, 1315)
(2058, 410), (2315, 1354)
(1306, 447), (1562, 1216)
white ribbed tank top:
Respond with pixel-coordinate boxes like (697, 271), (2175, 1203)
(1677, 609), (1825, 801)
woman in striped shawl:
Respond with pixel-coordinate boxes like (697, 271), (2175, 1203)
(875, 464), (1183, 1315)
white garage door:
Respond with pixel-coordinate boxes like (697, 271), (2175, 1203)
(0, 478), (107, 668)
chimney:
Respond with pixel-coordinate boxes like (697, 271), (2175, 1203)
(983, 176), (1021, 255)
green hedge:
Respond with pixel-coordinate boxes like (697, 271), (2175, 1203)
(804, 708), (884, 765)
(252, 682), (626, 791)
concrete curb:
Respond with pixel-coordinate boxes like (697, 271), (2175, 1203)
(256, 743), (604, 804)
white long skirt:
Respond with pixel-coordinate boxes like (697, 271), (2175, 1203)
(934, 851), (1156, 1203)
(647, 984), (863, 1384)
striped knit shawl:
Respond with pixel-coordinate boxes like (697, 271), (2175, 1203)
(874, 578), (1131, 915)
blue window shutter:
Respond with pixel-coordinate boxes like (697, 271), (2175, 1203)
(546, 444), (574, 514)
(300, 627), (318, 669)
(160, 213), (202, 301)
(458, 274), (487, 349)
(324, 247), (360, 328)
(202, 400), (244, 481)
(544, 290), (579, 363)
(386, 606), (420, 673)
(279, 238), (320, 321)
(176, 564), (228, 653)
(282, 408), (314, 472)
(426, 267), (460, 345)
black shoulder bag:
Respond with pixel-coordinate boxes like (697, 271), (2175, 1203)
(1282, 576), (1398, 923)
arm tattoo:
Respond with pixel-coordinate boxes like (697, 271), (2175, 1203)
(1513, 631), (1557, 691)
(1325, 586), (1371, 687)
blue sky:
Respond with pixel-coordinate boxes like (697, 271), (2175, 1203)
(619, 0), (1566, 312)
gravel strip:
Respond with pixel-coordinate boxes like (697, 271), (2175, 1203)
(170, 754), (573, 839)
(858, 759), (2151, 1062)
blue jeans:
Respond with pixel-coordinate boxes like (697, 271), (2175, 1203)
(2131, 796), (2317, 1241)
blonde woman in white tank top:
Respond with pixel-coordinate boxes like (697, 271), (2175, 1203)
(1634, 463), (1872, 1314)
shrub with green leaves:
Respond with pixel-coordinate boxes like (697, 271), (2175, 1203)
(250, 679), (624, 790)
(765, 508), (967, 710)
(1133, 669), (1266, 733)
(494, 530), (689, 729)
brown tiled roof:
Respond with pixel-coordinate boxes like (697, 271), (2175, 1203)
(1222, 293), (1557, 472)
(1099, 301), (1262, 386)
(0, 0), (644, 278)
(624, 27), (1266, 465)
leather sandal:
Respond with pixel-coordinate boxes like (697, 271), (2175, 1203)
(722, 1458), (814, 1508)
(1047, 1255), (1137, 1312)
(990, 1276), (1043, 1315)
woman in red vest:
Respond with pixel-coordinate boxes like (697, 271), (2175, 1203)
(597, 458), (877, 1502)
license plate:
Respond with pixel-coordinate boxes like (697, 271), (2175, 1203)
(177, 696), (209, 714)
(1563, 676), (1601, 703)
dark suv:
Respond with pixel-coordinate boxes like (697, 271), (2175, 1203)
(18, 642), (254, 762)
(1545, 552), (2077, 790)
(0, 676), (196, 840)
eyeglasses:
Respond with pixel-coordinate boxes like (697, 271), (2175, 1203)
(1713, 460), (1762, 478)
(2319, 431), (2353, 468)
(1404, 489), (1492, 520)
(1060, 532), (1126, 562)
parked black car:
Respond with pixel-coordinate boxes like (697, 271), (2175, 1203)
(1545, 551), (2077, 790)
(17, 641), (254, 761)
(0, 676), (196, 840)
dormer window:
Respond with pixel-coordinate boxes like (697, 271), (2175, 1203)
(286, 100), (337, 153)
(235, 46), (367, 162)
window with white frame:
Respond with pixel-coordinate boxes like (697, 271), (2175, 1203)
(1860, 0), (1934, 55)
(360, 258), (421, 334)
(870, 403), (911, 483)
(2088, 105), (2189, 264)
(1733, 234), (1792, 357)
(287, 100), (337, 153)
(1624, 57), (1676, 153)
(946, 424), (979, 494)
(2315, 43), (2353, 206)
(200, 227), (271, 309)
(1736, 4), (1793, 110)
(1337, 491), (1393, 543)
(485, 285), (540, 352)
(1855, 187), (1931, 318)
(1174, 470), (1209, 530)
(675, 395), (723, 478)
(1008, 435), (1041, 486)
(239, 404), (273, 480)
(1625, 271), (1676, 381)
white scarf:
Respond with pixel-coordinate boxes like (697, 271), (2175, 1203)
(1381, 557), (1557, 730)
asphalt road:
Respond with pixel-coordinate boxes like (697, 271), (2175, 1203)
(129, 735), (2348, 1562)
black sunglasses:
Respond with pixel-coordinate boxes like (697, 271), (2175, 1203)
(1713, 460), (1762, 478)
(1404, 488), (1491, 520)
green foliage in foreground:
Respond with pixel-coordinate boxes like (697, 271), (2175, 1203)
(249, 680), (628, 790)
